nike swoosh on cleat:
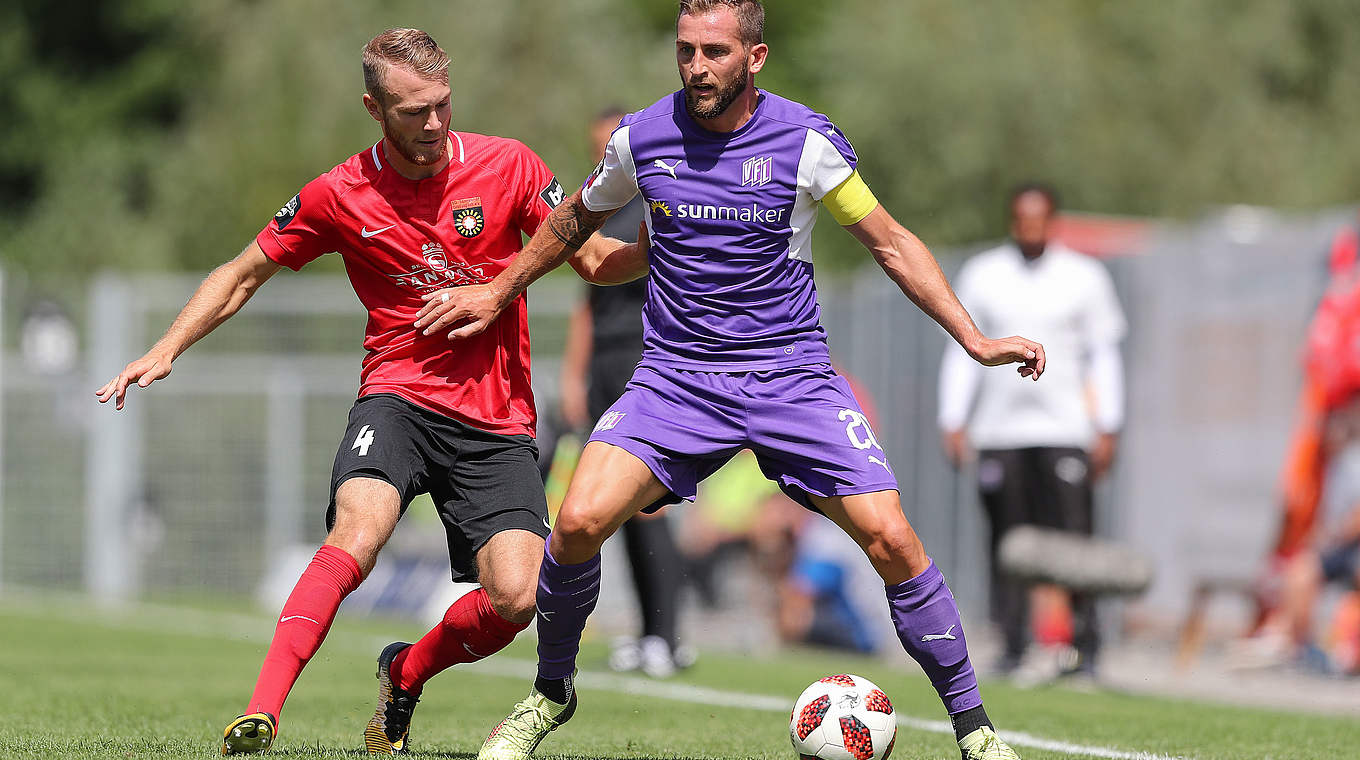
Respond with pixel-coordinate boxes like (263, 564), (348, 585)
(280, 614), (321, 625)
(361, 224), (396, 238)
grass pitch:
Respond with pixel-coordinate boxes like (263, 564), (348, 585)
(0, 595), (1354, 759)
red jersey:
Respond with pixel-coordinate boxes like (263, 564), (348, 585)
(1306, 225), (1360, 409)
(255, 132), (564, 436)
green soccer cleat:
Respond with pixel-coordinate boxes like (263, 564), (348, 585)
(365, 642), (419, 755)
(476, 685), (577, 760)
(959, 726), (1021, 760)
(221, 712), (276, 755)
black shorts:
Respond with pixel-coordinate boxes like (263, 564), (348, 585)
(327, 393), (549, 582)
(1320, 540), (1359, 587)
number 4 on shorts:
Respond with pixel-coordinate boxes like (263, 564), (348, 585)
(352, 425), (376, 456)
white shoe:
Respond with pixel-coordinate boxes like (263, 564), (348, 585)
(638, 636), (676, 679)
(959, 726), (1021, 759)
(608, 637), (641, 672)
(1225, 631), (1295, 671)
(1009, 644), (1077, 688)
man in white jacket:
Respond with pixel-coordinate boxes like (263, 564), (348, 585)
(939, 183), (1126, 679)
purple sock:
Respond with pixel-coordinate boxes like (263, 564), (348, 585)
(535, 543), (601, 681)
(886, 559), (982, 715)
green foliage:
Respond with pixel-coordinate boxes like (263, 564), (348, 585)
(2, 0), (1359, 278)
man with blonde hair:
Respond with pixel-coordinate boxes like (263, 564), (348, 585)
(96, 28), (636, 756)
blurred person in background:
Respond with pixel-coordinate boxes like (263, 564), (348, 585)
(939, 183), (1127, 681)
(95, 28), (639, 756)
(1237, 209), (1360, 673)
(558, 107), (692, 678)
(1245, 499), (1360, 674)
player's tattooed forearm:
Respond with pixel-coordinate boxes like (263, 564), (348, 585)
(547, 198), (609, 250)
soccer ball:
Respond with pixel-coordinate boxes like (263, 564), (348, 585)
(789, 674), (896, 760)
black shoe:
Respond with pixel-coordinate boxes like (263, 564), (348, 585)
(365, 642), (420, 754)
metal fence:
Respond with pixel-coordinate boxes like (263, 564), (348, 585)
(1, 205), (1353, 642)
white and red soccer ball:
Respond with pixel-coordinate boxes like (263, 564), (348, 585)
(790, 674), (896, 760)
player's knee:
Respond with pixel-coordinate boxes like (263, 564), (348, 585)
(327, 478), (400, 574)
(484, 583), (536, 625)
(860, 523), (925, 576)
(552, 503), (612, 554)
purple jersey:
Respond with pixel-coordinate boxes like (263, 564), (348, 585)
(581, 90), (860, 371)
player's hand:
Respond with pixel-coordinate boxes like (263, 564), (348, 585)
(941, 429), (970, 469)
(94, 349), (174, 410)
(1090, 431), (1118, 480)
(415, 284), (505, 340)
(559, 380), (590, 431)
(968, 335), (1045, 380)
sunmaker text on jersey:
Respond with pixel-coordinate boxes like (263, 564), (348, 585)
(668, 201), (787, 223)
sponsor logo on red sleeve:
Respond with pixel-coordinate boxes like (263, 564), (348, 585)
(274, 194), (301, 230)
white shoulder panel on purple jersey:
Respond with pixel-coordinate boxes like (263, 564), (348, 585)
(785, 129), (857, 262)
(581, 125), (639, 212)
(797, 129), (856, 201)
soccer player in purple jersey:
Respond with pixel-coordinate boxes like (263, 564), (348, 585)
(423, 3), (1044, 758)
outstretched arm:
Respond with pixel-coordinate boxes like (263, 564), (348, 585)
(416, 188), (617, 339)
(94, 241), (282, 409)
(846, 205), (1045, 379)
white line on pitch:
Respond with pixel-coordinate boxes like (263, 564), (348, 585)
(4, 597), (1186, 760)
(461, 657), (1186, 760)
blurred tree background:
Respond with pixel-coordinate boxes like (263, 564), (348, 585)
(1, 0), (1359, 283)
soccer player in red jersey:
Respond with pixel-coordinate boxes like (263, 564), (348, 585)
(94, 28), (636, 756)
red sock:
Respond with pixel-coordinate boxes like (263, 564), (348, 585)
(391, 587), (528, 694)
(246, 545), (363, 719)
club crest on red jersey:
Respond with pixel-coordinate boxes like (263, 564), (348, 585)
(451, 196), (484, 238)
(423, 241), (450, 273)
(386, 242), (490, 292)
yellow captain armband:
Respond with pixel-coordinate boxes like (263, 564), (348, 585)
(822, 170), (879, 226)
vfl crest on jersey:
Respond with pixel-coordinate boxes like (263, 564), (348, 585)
(595, 410), (626, 432)
(451, 197), (484, 238)
(274, 193), (300, 230)
(741, 156), (773, 187)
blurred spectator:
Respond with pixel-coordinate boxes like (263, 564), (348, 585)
(1246, 499), (1360, 673)
(938, 183), (1127, 679)
(771, 500), (897, 653)
(681, 449), (782, 609)
(558, 107), (690, 678)
(1237, 212), (1360, 673)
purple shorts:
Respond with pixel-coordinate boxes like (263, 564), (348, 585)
(588, 363), (898, 510)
